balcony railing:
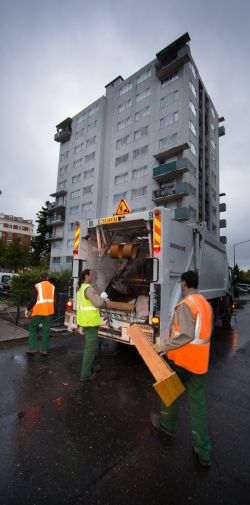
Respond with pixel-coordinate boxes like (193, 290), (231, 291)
(153, 158), (190, 182)
(174, 207), (191, 221)
(153, 182), (190, 203)
(156, 45), (191, 80)
(45, 232), (64, 241)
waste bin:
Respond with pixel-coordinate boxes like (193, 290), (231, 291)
(53, 292), (68, 326)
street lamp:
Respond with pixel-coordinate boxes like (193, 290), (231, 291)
(233, 240), (250, 269)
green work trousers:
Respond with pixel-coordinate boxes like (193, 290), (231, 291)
(160, 361), (212, 460)
(80, 326), (99, 378)
(28, 315), (53, 353)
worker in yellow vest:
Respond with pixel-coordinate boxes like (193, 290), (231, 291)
(77, 269), (108, 382)
(25, 272), (55, 356)
(152, 270), (213, 467)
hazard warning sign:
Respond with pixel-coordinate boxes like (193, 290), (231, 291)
(115, 198), (131, 216)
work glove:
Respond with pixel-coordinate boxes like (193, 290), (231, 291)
(100, 291), (109, 301)
(25, 309), (31, 318)
(153, 342), (167, 355)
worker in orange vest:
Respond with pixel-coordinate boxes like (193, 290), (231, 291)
(152, 270), (213, 467)
(25, 272), (55, 356)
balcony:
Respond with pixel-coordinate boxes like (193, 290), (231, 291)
(220, 219), (227, 228)
(152, 182), (190, 204)
(218, 125), (225, 137)
(54, 117), (72, 143)
(153, 142), (189, 162)
(50, 190), (67, 198)
(153, 158), (190, 183)
(48, 215), (65, 226)
(174, 207), (191, 221)
(219, 203), (226, 213)
(47, 200), (66, 213)
(155, 33), (191, 80)
(45, 231), (64, 241)
(220, 236), (227, 245)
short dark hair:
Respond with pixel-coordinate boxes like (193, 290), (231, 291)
(40, 272), (49, 281)
(78, 269), (92, 290)
(181, 271), (199, 289)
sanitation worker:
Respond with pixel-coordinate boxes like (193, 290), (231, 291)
(25, 272), (55, 356)
(77, 269), (108, 382)
(152, 270), (213, 468)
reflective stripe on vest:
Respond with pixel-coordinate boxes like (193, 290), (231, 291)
(32, 281), (55, 316)
(187, 295), (210, 345)
(76, 283), (100, 327)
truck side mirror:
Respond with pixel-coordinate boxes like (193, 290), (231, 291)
(143, 258), (159, 282)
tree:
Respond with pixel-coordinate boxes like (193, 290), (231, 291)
(0, 238), (7, 268)
(4, 237), (31, 271)
(31, 201), (52, 266)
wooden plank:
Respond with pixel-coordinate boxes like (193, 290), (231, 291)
(127, 324), (185, 406)
(106, 301), (135, 312)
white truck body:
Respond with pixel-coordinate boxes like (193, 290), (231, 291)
(65, 207), (233, 345)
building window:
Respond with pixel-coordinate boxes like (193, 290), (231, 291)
(69, 206), (79, 215)
(211, 122), (215, 133)
(211, 171), (216, 184)
(131, 186), (147, 199)
(116, 135), (130, 150)
(52, 257), (61, 264)
(115, 153), (129, 167)
(76, 113), (86, 124)
(60, 151), (69, 161)
(113, 192), (127, 203)
(118, 99), (131, 113)
(189, 99), (197, 117)
(134, 125), (148, 141)
(84, 168), (94, 179)
(119, 82), (132, 96)
(74, 143), (84, 154)
(83, 184), (93, 195)
(75, 128), (84, 140)
(71, 189), (80, 199)
(160, 111), (178, 129)
(86, 136), (96, 147)
(115, 172), (128, 185)
(159, 133), (177, 150)
(132, 165), (148, 179)
(136, 68), (151, 85)
(68, 222), (76, 231)
(66, 256), (73, 263)
(88, 104), (99, 117)
(189, 62), (197, 79)
(136, 88), (151, 103)
(85, 152), (95, 163)
(133, 145), (148, 159)
(73, 158), (83, 169)
(161, 71), (179, 87)
(160, 91), (178, 109)
(59, 165), (68, 175)
(189, 206), (196, 220)
(211, 139), (216, 150)
(87, 120), (97, 131)
(211, 107), (215, 119)
(117, 117), (131, 130)
(82, 201), (93, 212)
(67, 239), (75, 248)
(58, 179), (67, 189)
(131, 207), (146, 213)
(72, 174), (81, 184)
(189, 81), (197, 97)
(135, 106), (150, 122)
(189, 119), (197, 136)
(189, 141), (197, 157)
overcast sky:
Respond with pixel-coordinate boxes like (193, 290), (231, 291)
(1, 0), (249, 269)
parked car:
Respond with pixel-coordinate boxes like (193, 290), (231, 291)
(0, 273), (16, 295)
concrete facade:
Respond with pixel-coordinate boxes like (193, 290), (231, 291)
(50, 33), (225, 272)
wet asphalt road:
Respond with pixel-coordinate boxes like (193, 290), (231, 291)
(0, 298), (250, 505)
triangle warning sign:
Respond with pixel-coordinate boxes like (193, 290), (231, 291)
(115, 198), (131, 216)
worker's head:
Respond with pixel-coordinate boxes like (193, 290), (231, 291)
(80, 269), (94, 284)
(40, 272), (49, 281)
(180, 271), (199, 295)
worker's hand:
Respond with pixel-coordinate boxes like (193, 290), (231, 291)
(100, 291), (109, 301)
(25, 309), (31, 318)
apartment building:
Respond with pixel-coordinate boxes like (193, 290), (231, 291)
(0, 213), (34, 244)
(49, 33), (226, 271)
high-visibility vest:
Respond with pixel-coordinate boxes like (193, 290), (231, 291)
(167, 294), (212, 374)
(76, 283), (101, 327)
(32, 281), (55, 316)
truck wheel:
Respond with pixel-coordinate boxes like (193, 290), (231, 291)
(222, 296), (233, 328)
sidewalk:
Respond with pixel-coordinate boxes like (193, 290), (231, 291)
(0, 317), (28, 346)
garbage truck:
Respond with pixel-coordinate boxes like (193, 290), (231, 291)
(64, 206), (234, 346)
